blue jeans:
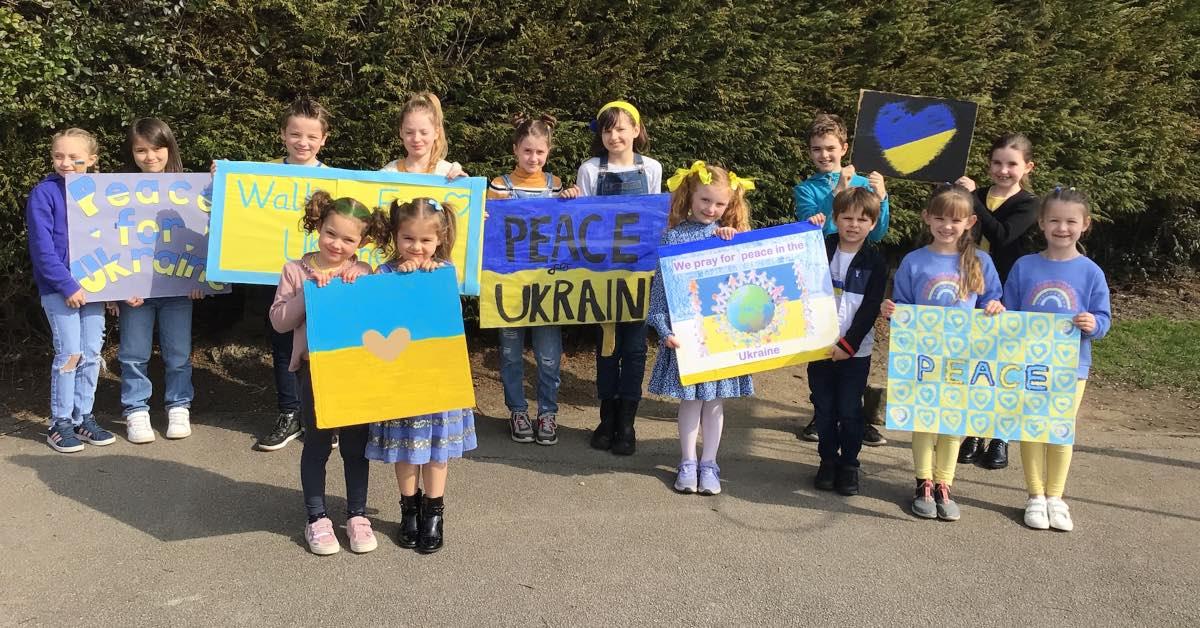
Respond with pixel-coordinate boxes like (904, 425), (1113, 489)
(40, 295), (106, 425)
(498, 326), (562, 415)
(118, 296), (194, 415)
(808, 356), (871, 468)
(596, 321), (648, 400)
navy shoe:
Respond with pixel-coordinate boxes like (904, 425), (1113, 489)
(75, 415), (115, 446)
(47, 421), (85, 453)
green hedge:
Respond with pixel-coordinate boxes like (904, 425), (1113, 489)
(2, 0), (1198, 343)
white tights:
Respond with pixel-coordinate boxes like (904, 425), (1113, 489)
(677, 399), (725, 463)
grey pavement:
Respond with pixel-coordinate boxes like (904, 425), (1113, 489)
(3, 402), (1198, 626)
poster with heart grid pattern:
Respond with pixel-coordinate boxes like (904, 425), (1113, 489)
(885, 304), (1081, 445)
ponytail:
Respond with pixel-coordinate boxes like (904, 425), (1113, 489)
(299, 190), (374, 239)
(956, 230), (985, 300)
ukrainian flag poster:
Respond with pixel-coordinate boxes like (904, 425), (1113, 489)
(304, 268), (475, 429)
(850, 90), (978, 183)
(657, 222), (838, 386)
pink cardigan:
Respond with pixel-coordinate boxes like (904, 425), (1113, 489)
(269, 258), (373, 372)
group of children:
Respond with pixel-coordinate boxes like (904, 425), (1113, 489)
(25, 95), (1109, 556)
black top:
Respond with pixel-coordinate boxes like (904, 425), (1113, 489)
(971, 187), (1039, 282)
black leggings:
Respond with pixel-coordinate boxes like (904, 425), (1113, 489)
(298, 362), (369, 518)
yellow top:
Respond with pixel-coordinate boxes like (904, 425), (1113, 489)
(980, 193), (1007, 251)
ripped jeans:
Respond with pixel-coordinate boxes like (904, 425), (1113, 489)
(41, 294), (106, 425)
(498, 326), (562, 416)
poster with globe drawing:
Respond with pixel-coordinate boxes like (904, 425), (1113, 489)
(657, 222), (839, 386)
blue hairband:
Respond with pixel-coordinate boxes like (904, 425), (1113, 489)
(426, 198), (442, 212)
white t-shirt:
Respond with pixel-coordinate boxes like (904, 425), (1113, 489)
(381, 159), (459, 176)
(575, 155), (663, 196)
(830, 248), (874, 357)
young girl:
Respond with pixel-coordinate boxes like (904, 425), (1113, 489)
(489, 113), (580, 445)
(647, 162), (753, 495)
(956, 132), (1039, 468)
(118, 118), (200, 444)
(1003, 187), (1110, 532)
(366, 198), (477, 554)
(269, 191), (377, 555)
(256, 97), (334, 452)
(576, 100), (663, 455)
(882, 186), (1004, 521)
(28, 128), (115, 453)
(381, 92), (467, 179)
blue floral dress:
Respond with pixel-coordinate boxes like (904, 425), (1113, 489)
(646, 221), (755, 401)
(365, 261), (477, 464)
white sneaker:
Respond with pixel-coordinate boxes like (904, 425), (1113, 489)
(166, 407), (192, 439)
(125, 410), (155, 444)
(1024, 495), (1049, 530)
(1047, 497), (1074, 531)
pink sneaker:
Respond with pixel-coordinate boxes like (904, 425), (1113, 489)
(304, 517), (340, 555)
(346, 515), (378, 553)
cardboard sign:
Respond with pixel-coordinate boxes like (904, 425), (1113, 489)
(304, 268), (476, 429)
(207, 161), (486, 295)
(885, 304), (1082, 445)
(65, 173), (229, 300)
(479, 194), (670, 328)
(657, 222), (838, 385)
(851, 90), (978, 182)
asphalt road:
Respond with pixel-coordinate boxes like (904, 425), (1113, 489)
(3, 406), (1198, 627)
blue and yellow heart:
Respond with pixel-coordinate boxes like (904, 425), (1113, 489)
(873, 102), (958, 175)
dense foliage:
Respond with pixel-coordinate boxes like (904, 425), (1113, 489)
(2, 0), (1198, 343)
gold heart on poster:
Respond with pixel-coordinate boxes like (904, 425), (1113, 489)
(362, 328), (411, 362)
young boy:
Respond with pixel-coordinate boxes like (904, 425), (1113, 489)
(794, 113), (890, 444)
(804, 188), (887, 495)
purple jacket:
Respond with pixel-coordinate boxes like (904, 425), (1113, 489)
(26, 173), (81, 297)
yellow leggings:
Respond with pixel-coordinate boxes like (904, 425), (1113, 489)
(912, 433), (963, 484)
(1021, 381), (1086, 498)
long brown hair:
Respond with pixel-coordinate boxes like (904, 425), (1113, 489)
(374, 197), (457, 263)
(925, 186), (984, 300)
(666, 164), (751, 231)
(125, 117), (183, 173)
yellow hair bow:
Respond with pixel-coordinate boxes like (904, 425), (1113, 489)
(667, 160), (712, 192)
(597, 100), (641, 127)
(728, 172), (755, 191)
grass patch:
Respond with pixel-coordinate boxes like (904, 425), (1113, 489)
(1092, 317), (1200, 390)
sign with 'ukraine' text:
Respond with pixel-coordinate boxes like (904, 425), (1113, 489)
(207, 161), (486, 295)
(479, 194), (670, 328)
(885, 304), (1081, 445)
(65, 173), (229, 301)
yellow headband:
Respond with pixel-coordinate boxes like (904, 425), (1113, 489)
(597, 100), (641, 127)
(667, 161), (712, 192)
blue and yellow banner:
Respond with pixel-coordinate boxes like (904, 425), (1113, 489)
(657, 222), (838, 385)
(850, 90), (978, 183)
(885, 304), (1081, 444)
(304, 268), (476, 429)
(479, 194), (670, 328)
(207, 161), (486, 295)
(65, 173), (229, 300)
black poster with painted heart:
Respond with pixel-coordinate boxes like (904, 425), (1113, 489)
(850, 90), (979, 183)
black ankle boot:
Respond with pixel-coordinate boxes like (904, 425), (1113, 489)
(416, 496), (444, 554)
(610, 398), (639, 456)
(981, 439), (1009, 469)
(958, 437), (983, 464)
(590, 399), (619, 450)
(397, 490), (422, 549)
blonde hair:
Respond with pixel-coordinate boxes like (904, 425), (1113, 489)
(666, 165), (751, 231)
(52, 128), (100, 170)
(399, 92), (449, 172)
(925, 186), (984, 300)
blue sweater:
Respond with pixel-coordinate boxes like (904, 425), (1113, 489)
(892, 246), (1002, 309)
(1002, 253), (1112, 379)
(26, 173), (81, 298)
(793, 172), (890, 243)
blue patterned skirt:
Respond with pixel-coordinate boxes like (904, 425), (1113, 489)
(647, 344), (754, 401)
(366, 408), (477, 465)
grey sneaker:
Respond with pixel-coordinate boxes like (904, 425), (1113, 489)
(933, 481), (961, 521)
(534, 413), (558, 446)
(697, 461), (722, 496)
(509, 411), (534, 443)
(674, 460), (698, 494)
(912, 479), (937, 519)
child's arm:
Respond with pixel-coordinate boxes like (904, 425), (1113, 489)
(978, 254), (1005, 314)
(793, 181), (820, 223)
(891, 257), (915, 305)
(1075, 266), (1112, 339)
(576, 162), (597, 197)
(976, 192), (1038, 250)
(25, 187), (83, 302)
(268, 265), (306, 333)
(646, 243), (675, 347)
(839, 254), (888, 357)
(1002, 261), (1023, 311)
(867, 173), (890, 243)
